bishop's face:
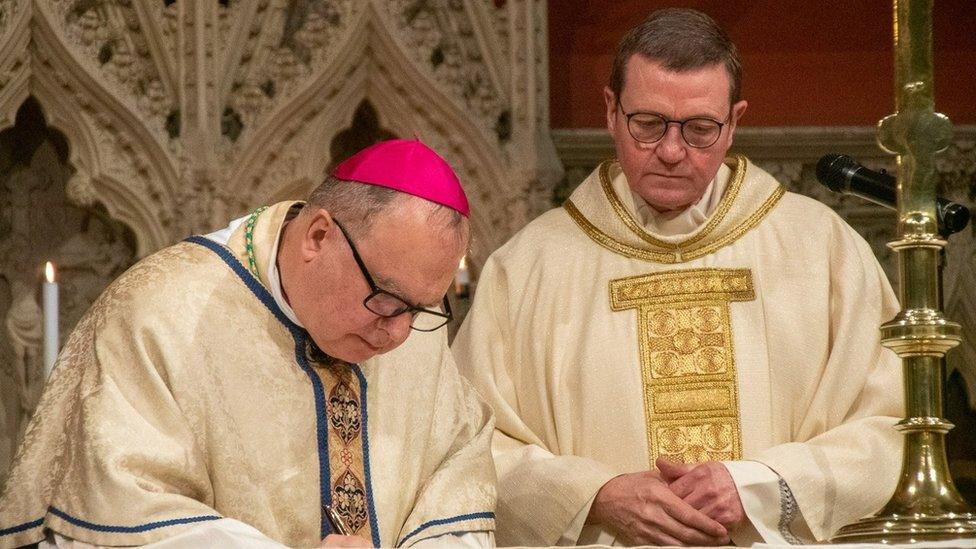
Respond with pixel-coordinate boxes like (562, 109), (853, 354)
(292, 201), (465, 364)
(605, 56), (748, 213)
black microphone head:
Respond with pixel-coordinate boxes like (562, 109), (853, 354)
(940, 202), (971, 236)
(816, 154), (859, 193)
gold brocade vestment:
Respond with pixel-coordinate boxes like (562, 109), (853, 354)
(453, 157), (905, 545)
(0, 202), (496, 548)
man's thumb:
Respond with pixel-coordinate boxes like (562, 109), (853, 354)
(656, 456), (694, 481)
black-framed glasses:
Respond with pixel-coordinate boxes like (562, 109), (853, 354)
(618, 100), (729, 148)
(334, 220), (453, 332)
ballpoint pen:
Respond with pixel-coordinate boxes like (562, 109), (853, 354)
(324, 504), (352, 536)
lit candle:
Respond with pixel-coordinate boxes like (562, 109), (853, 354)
(43, 261), (59, 378)
(455, 256), (470, 299)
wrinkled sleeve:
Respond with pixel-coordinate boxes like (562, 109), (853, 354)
(395, 339), (497, 547)
(411, 531), (493, 548)
(753, 221), (905, 541)
(54, 298), (225, 546)
(723, 460), (813, 545)
(6, 289), (227, 548)
(452, 255), (617, 547)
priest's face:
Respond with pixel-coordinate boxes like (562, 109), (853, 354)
(293, 199), (466, 364)
(605, 56), (748, 213)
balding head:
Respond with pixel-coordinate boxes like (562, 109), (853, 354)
(278, 178), (468, 363)
(304, 175), (467, 244)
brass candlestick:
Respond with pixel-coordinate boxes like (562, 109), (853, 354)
(831, 0), (976, 542)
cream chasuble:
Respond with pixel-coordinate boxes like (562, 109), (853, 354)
(452, 157), (904, 546)
(0, 201), (496, 548)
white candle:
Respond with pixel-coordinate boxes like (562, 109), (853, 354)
(455, 256), (470, 298)
(43, 261), (59, 378)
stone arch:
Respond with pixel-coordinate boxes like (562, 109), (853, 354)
(327, 100), (398, 173)
(25, 12), (178, 255)
(228, 3), (519, 269)
(0, 95), (138, 478)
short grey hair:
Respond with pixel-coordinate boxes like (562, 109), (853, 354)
(610, 8), (742, 105)
(304, 175), (467, 241)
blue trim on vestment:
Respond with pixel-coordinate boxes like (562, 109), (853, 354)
(403, 528), (494, 547)
(48, 507), (220, 534)
(352, 364), (382, 547)
(183, 236), (297, 330)
(185, 235), (372, 543)
(397, 512), (496, 547)
(0, 517), (43, 537)
(294, 335), (334, 540)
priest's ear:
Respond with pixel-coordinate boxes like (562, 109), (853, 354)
(727, 99), (748, 136)
(300, 207), (341, 261)
(604, 86), (619, 134)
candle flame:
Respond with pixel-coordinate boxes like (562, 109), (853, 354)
(459, 256), (467, 270)
(45, 261), (56, 283)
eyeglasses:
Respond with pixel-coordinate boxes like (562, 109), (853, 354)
(334, 220), (453, 332)
(618, 100), (729, 148)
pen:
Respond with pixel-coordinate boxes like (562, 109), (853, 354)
(324, 504), (352, 536)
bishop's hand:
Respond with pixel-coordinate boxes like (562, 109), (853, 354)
(586, 470), (731, 546)
(657, 457), (746, 530)
(318, 534), (372, 547)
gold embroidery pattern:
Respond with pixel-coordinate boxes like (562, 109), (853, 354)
(312, 356), (375, 541)
(600, 156), (747, 249)
(610, 268), (754, 466)
(564, 157), (785, 264)
(564, 201), (676, 263)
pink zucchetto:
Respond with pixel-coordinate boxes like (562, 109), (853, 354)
(332, 139), (470, 217)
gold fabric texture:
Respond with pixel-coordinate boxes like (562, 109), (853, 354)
(0, 202), (496, 548)
(610, 268), (754, 466)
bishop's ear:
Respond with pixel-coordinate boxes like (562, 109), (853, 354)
(301, 207), (338, 260)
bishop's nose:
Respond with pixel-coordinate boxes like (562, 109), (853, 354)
(373, 313), (412, 349)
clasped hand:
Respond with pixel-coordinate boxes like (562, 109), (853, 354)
(586, 457), (745, 546)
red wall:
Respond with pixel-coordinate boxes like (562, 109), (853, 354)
(549, 1), (976, 128)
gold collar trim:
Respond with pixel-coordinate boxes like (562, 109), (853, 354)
(564, 201), (678, 263)
(565, 162), (785, 263)
(599, 155), (748, 250)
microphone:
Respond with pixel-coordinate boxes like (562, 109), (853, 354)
(816, 154), (970, 236)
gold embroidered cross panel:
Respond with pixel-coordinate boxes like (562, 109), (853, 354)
(609, 268), (754, 466)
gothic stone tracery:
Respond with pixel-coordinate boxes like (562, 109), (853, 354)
(0, 0), (560, 481)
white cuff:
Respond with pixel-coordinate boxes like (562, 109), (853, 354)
(557, 493), (618, 546)
(723, 460), (810, 545)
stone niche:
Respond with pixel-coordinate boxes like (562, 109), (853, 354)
(0, 97), (138, 481)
